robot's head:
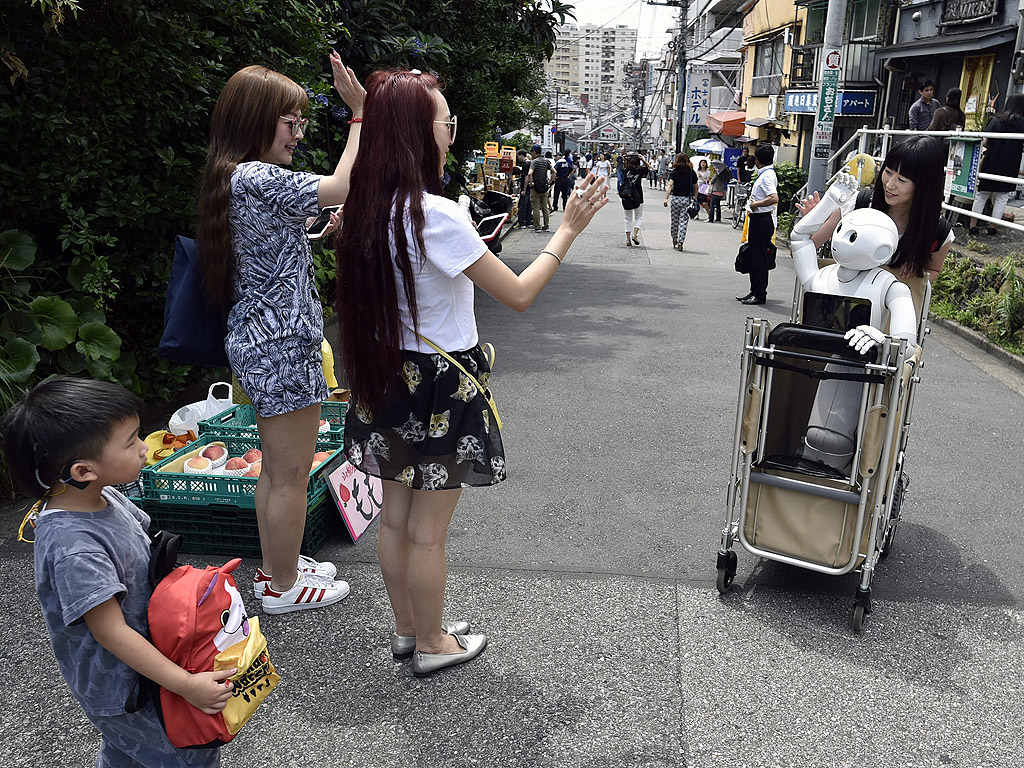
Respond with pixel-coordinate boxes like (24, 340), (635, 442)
(830, 208), (899, 270)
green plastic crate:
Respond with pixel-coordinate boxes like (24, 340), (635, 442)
(198, 402), (347, 442)
(140, 490), (338, 558)
(142, 432), (343, 509)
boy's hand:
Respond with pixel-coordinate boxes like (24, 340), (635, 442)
(184, 668), (237, 714)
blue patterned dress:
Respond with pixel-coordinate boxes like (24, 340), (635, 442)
(225, 162), (329, 418)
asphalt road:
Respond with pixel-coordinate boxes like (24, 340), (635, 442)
(1, 189), (1022, 767)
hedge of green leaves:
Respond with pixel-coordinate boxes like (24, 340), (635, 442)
(0, 0), (567, 497)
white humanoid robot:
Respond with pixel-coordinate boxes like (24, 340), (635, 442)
(788, 172), (917, 472)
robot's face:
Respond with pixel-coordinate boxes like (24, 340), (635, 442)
(830, 208), (899, 270)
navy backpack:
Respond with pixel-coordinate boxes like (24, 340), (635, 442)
(157, 236), (229, 368)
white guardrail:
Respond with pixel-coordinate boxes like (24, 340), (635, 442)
(796, 126), (1024, 234)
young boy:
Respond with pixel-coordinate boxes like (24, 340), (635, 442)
(4, 377), (234, 767)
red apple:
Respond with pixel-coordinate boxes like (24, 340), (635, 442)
(243, 448), (263, 464)
(312, 451), (332, 463)
(225, 457), (249, 471)
(200, 445), (226, 461)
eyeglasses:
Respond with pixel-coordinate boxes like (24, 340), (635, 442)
(433, 115), (457, 142)
(280, 116), (309, 138)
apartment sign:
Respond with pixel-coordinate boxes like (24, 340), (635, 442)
(813, 49), (841, 160)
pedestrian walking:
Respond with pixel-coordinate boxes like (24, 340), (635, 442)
(619, 152), (649, 247)
(333, 67), (610, 677)
(664, 152), (697, 251)
(552, 153), (573, 211)
(908, 79), (938, 131)
(528, 146), (553, 230)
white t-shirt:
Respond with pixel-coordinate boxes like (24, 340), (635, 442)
(746, 164), (779, 225)
(595, 159), (612, 178)
(395, 193), (488, 353)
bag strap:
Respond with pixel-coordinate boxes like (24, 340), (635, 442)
(418, 335), (502, 430)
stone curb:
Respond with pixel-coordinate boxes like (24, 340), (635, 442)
(927, 312), (1024, 374)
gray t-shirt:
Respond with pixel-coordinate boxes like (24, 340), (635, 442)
(34, 487), (153, 716)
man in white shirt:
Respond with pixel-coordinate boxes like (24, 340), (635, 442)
(737, 144), (779, 305)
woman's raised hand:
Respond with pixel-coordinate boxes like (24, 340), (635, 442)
(330, 50), (366, 113)
(561, 172), (610, 234)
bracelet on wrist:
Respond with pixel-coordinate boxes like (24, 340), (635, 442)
(348, 117), (363, 124)
(540, 249), (562, 265)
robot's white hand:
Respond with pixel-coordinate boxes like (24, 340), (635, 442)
(844, 325), (886, 355)
(822, 171), (860, 209)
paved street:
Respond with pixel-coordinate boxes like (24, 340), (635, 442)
(2, 190), (1022, 767)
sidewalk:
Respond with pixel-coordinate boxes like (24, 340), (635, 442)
(1, 192), (1022, 767)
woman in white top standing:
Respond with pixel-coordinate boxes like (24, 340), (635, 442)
(595, 152), (612, 181)
(335, 69), (609, 677)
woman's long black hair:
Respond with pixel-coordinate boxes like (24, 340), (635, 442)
(869, 135), (945, 277)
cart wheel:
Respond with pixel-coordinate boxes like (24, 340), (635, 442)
(852, 604), (867, 633)
(716, 568), (734, 594)
(880, 472), (908, 559)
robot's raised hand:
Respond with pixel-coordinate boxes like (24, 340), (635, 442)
(821, 171), (860, 209)
(844, 324), (886, 355)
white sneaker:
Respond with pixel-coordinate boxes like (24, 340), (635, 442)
(261, 570), (350, 615)
(253, 555), (338, 597)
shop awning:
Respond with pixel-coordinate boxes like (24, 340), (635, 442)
(744, 117), (772, 128)
(706, 110), (746, 136)
(876, 24), (1016, 60)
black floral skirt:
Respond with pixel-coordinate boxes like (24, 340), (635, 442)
(345, 346), (506, 490)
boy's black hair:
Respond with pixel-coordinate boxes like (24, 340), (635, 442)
(754, 144), (774, 165)
(922, 79), (934, 90)
(2, 377), (144, 497)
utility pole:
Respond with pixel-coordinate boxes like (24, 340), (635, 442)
(645, 0), (688, 153)
(806, 0), (849, 195)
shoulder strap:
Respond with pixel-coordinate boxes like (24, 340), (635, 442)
(418, 336), (502, 430)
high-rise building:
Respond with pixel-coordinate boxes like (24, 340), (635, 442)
(544, 23), (638, 106)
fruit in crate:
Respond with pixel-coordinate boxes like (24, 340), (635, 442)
(249, 460), (262, 476)
(312, 451), (333, 467)
(243, 448), (263, 463)
(318, 418), (330, 432)
(184, 456), (211, 471)
(200, 445), (226, 462)
(225, 457), (249, 471)
(242, 470), (259, 478)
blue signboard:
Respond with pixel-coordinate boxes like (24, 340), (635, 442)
(723, 147), (741, 175)
(784, 91), (877, 117)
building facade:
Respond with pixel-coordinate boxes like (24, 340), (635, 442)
(543, 23), (638, 106)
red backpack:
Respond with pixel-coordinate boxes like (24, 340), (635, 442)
(148, 558), (279, 748)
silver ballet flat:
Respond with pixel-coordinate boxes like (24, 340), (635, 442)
(411, 634), (488, 677)
(391, 620), (471, 660)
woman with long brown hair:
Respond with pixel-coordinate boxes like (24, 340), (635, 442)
(335, 69), (609, 677)
(663, 152), (697, 251)
(197, 54), (365, 614)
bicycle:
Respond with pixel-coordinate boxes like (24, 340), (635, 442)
(732, 182), (752, 230)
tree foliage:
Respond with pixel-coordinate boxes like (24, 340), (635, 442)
(0, 0), (569, 422)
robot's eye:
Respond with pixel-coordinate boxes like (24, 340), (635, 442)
(849, 231), (858, 243)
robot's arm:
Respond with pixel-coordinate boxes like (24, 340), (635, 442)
(790, 172), (861, 288)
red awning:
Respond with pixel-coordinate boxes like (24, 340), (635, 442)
(706, 110), (747, 137)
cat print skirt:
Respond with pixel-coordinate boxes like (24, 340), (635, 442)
(345, 346), (506, 490)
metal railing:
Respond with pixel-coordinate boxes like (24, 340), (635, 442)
(795, 126), (1024, 234)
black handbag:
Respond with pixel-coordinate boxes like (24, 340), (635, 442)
(734, 243), (751, 274)
(687, 197), (699, 219)
(157, 236), (229, 368)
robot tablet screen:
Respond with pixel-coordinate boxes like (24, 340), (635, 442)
(803, 292), (873, 333)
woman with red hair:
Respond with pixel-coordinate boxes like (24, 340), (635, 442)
(336, 69), (609, 677)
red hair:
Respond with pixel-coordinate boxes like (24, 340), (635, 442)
(334, 70), (445, 412)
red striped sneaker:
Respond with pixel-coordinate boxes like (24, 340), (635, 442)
(253, 555), (338, 597)
(261, 570), (350, 614)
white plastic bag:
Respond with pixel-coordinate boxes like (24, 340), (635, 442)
(168, 382), (233, 436)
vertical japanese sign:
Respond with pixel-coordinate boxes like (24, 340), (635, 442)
(686, 73), (711, 128)
(813, 49), (841, 160)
